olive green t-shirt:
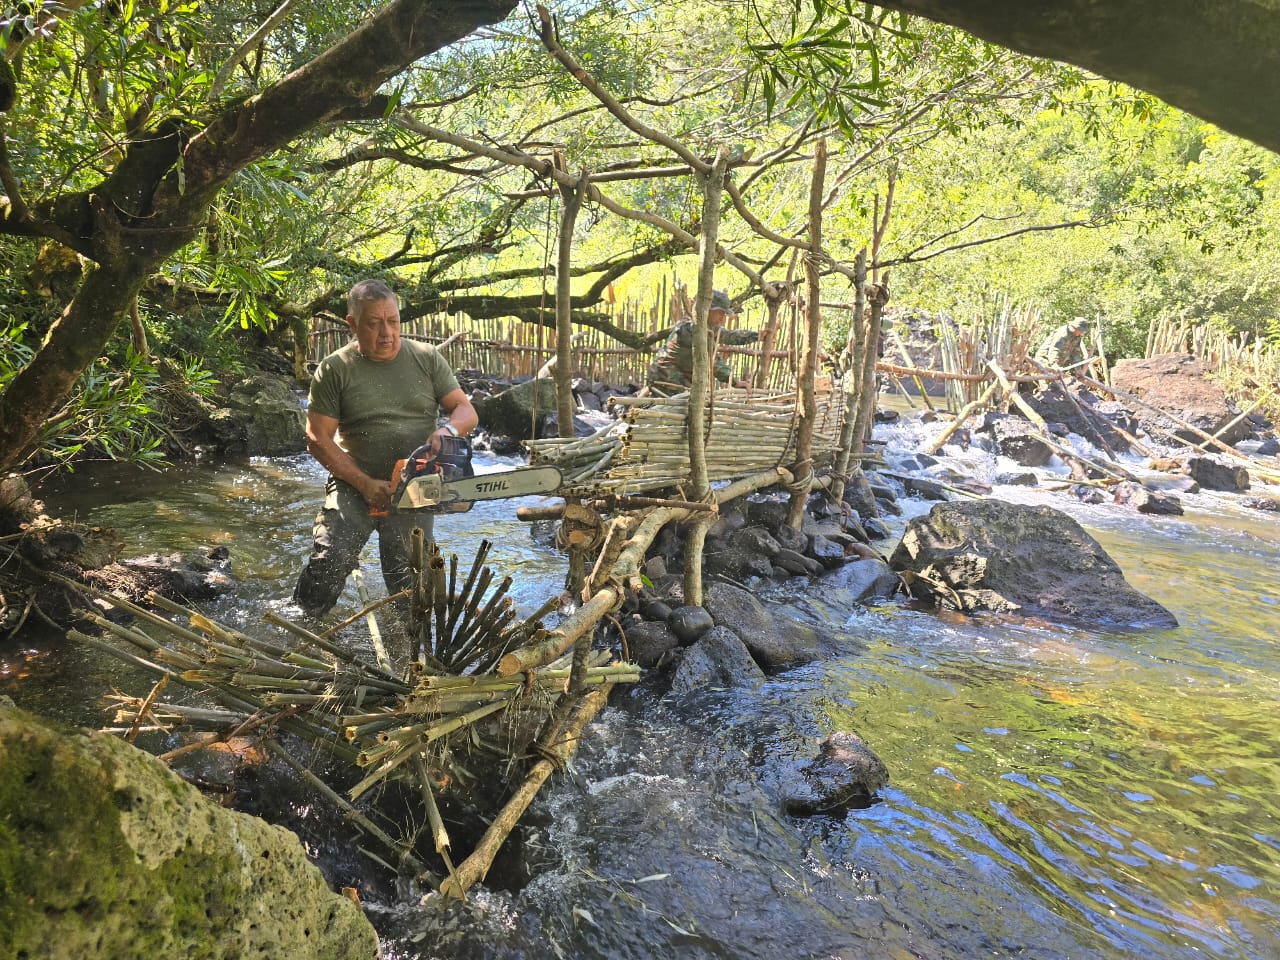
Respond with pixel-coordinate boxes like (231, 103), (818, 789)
(308, 339), (461, 480)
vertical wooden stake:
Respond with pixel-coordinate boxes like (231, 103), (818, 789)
(683, 145), (731, 607)
(786, 137), (826, 530)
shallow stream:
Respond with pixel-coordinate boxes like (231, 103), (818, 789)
(7, 425), (1280, 960)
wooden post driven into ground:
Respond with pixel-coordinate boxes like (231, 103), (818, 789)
(555, 164), (587, 441)
(787, 138), (827, 529)
(831, 248), (869, 504)
(555, 165), (591, 601)
(683, 145), (732, 606)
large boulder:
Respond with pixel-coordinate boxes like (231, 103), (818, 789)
(822, 558), (901, 606)
(982, 413), (1054, 467)
(475, 378), (558, 441)
(224, 374), (307, 456)
(1111, 354), (1249, 445)
(703, 581), (834, 670)
(0, 702), (378, 960)
(889, 499), (1177, 628)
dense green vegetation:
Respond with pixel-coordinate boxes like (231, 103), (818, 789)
(0, 1), (1276, 473)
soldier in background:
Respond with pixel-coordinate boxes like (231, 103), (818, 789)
(1035, 316), (1093, 371)
(645, 290), (760, 396)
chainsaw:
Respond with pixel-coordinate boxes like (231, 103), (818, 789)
(375, 435), (562, 515)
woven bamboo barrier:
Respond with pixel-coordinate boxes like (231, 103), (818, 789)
(525, 385), (855, 497)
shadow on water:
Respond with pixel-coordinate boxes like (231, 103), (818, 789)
(9, 450), (1280, 959)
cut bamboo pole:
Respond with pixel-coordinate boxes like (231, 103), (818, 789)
(440, 685), (612, 899)
(923, 379), (1000, 455)
(1076, 372), (1265, 467)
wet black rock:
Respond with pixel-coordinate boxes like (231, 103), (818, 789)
(668, 605), (714, 644)
(985, 414), (1055, 467)
(1184, 455), (1250, 492)
(1241, 496), (1280, 511)
(841, 471), (881, 520)
(863, 517), (892, 540)
(641, 597), (673, 623)
(1112, 481), (1184, 515)
(773, 548), (823, 578)
(730, 525), (781, 558)
(668, 626), (765, 694)
(890, 498), (1178, 628)
(1070, 484), (1108, 504)
(824, 558), (900, 606)
(704, 581), (832, 670)
(626, 620), (680, 669)
(807, 533), (846, 569)
(996, 472), (1039, 486)
(780, 732), (889, 817)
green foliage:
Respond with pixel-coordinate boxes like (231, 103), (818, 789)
(4, 0), (1280, 462)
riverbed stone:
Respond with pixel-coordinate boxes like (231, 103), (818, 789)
(730, 525), (781, 558)
(1184, 455), (1250, 492)
(745, 499), (790, 530)
(668, 605), (714, 644)
(889, 498), (1178, 628)
(772, 522), (808, 554)
(780, 732), (889, 816)
(823, 557), (901, 606)
(863, 517), (892, 540)
(0, 702), (379, 960)
(475, 378), (557, 441)
(773, 548), (824, 577)
(703, 581), (832, 670)
(1112, 481), (1184, 515)
(668, 626), (765, 695)
(985, 414), (1055, 467)
(626, 619), (680, 668)
(807, 533), (846, 568)
(1241, 496), (1280, 511)
(842, 470), (881, 520)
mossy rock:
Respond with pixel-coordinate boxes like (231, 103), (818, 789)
(0, 702), (378, 960)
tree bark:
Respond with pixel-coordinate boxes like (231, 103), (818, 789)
(786, 138), (826, 530)
(683, 146), (731, 607)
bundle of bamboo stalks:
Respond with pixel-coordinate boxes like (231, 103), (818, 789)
(526, 386), (848, 496)
(67, 538), (638, 892)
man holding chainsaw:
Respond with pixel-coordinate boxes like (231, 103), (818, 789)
(293, 278), (478, 617)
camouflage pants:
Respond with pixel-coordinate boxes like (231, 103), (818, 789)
(293, 475), (434, 617)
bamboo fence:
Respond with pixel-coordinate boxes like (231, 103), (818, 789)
(1147, 315), (1280, 386)
(307, 288), (796, 390)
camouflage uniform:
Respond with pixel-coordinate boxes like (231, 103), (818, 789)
(646, 320), (759, 396)
(1034, 322), (1089, 368)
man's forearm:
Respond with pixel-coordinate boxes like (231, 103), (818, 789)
(308, 438), (377, 491)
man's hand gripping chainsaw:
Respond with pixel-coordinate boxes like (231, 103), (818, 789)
(372, 435), (562, 517)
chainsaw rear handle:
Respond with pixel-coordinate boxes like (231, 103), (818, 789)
(370, 434), (474, 517)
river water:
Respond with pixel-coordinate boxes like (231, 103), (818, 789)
(9, 423), (1280, 960)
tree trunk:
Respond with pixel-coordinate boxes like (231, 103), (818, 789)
(786, 138), (826, 530)
(683, 145), (731, 607)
